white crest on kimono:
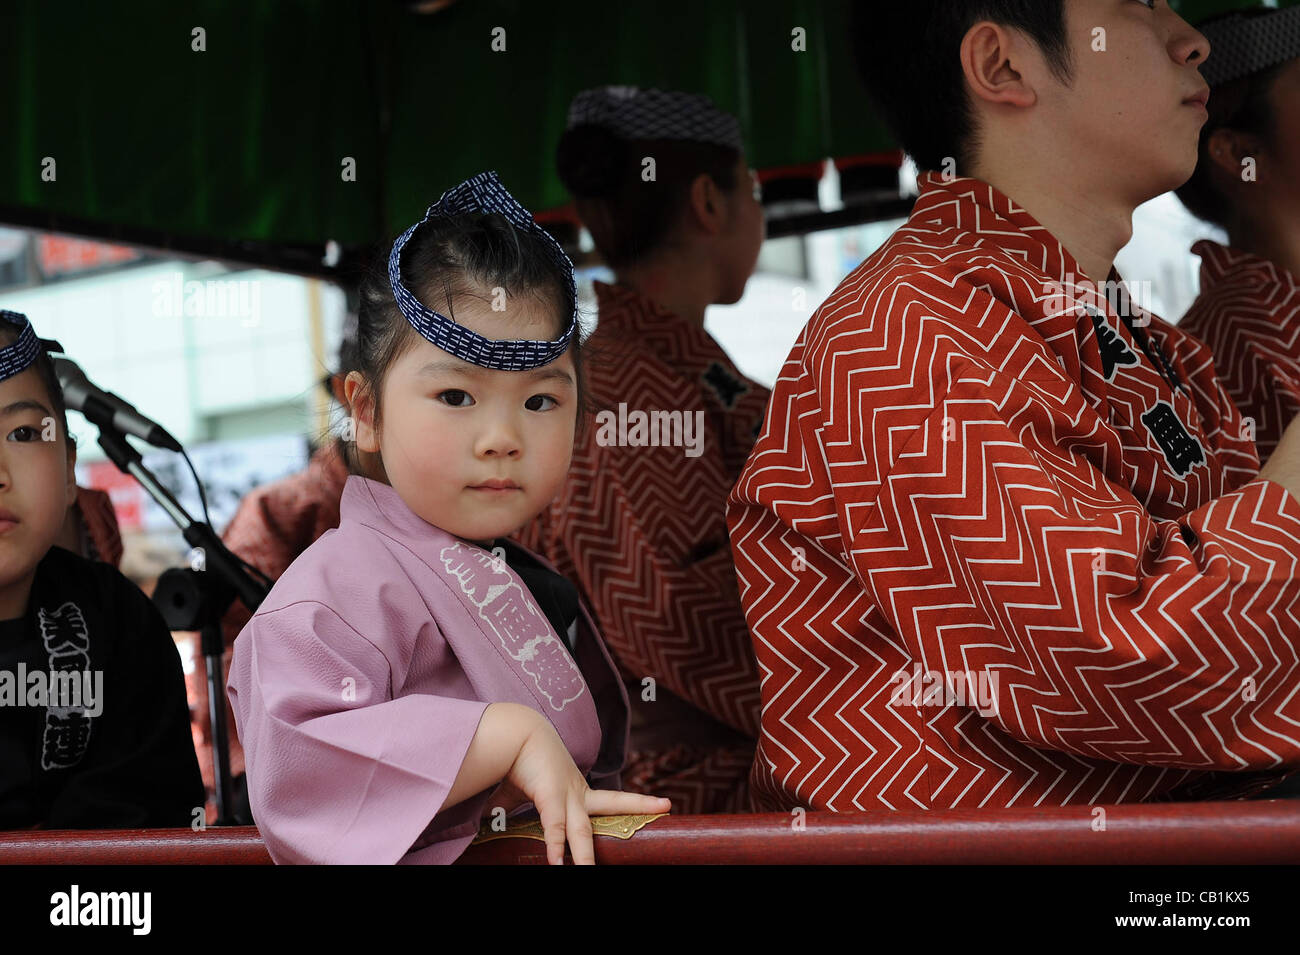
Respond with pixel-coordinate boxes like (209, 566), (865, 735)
(440, 542), (586, 711)
(37, 600), (96, 770)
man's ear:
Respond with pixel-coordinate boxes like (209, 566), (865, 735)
(343, 371), (379, 452)
(961, 21), (1037, 112)
(688, 173), (726, 237)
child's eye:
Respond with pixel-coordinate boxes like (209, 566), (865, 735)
(525, 395), (557, 412)
(7, 425), (41, 442)
(437, 390), (475, 408)
(1135, 0), (1157, 8)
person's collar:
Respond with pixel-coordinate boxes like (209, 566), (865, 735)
(1192, 238), (1300, 292)
(911, 172), (1102, 290)
(339, 475), (476, 564)
(593, 279), (687, 325)
(591, 279), (723, 366)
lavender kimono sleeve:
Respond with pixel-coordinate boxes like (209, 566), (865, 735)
(227, 599), (488, 864)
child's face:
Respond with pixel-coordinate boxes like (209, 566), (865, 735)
(357, 295), (578, 544)
(1031, 0), (1211, 203)
(0, 367), (75, 602)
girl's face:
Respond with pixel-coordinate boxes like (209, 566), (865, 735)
(353, 295), (577, 544)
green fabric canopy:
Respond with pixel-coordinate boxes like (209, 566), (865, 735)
(0, 0), (1287, 255)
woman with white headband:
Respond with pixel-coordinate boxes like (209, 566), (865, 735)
(515, 86), (768, 814)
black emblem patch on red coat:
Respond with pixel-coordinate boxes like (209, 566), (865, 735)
(702, 361), (748, 409)
(1141, 401), (1206, 476)
(1084, 305), (1139, 381)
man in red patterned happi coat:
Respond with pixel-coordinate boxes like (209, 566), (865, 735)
(728, 1), (1300, 813)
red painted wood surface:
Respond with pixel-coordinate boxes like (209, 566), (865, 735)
(2, 802), (1297, 865)
(0, 826), (273, 865)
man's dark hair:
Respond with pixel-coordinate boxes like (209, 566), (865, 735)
(849, 0), (1073, 175)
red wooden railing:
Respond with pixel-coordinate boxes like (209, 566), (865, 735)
(2, 801), (1297, 864)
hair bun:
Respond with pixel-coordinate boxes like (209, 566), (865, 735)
(556, 124), (628, 199)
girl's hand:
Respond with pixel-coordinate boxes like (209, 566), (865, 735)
(507, 716), (672, 865)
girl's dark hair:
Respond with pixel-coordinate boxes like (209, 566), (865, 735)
(556, 123), (740, 267)
(1175, 10), (1289, 229)
(848, 0), (1073, 176)
(345, 211), (586, 477)
(0, 325), (74, 453)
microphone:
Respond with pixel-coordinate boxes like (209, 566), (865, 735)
(52, 355), (182, 452)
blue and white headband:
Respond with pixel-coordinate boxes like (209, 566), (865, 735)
(1200, 5), (1300, 89)
(0, 311), (42, 382)
(387, 171), (577, 371)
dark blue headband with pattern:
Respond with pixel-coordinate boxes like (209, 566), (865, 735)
(1199, 6), (1300, 89)
(0, 310), (42, 382)
(387, 171), (578, 371)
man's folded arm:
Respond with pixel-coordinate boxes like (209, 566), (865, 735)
(843, 367), (1300, 774)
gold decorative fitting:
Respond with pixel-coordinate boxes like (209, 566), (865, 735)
(472, 812), (667, 845)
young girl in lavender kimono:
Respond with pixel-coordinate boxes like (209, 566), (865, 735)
(226, 172), (671, 865)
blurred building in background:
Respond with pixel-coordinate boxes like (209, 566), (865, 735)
(0, 227), (346, 583)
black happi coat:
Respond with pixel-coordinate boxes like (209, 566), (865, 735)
(0, 546), (204, 829)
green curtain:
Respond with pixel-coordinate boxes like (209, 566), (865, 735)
(0, 0), (1291, 250)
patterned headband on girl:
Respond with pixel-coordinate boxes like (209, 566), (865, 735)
(1199, 5), (1300, 88)
(0, 310), (43, 382)
(565, 86), (744, 153)
(387, 171), (577, 371)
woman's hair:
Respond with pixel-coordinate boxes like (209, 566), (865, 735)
(345, 211), (586, 477)
(1175, 10), (1290, 229)
(0, 324), (75, 453)
(556, 124), (739, 268)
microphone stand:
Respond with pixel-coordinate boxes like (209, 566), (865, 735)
(93, 422), (268, 826)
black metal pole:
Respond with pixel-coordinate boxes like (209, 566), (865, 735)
(94, 425), (267, 825)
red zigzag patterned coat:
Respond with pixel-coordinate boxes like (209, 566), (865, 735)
(516, 280), (767, 814)
(1179, 240), (1300, 466)
(727, 173), (1300, 813)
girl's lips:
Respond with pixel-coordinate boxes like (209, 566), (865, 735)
(0, 519), (19, 534)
